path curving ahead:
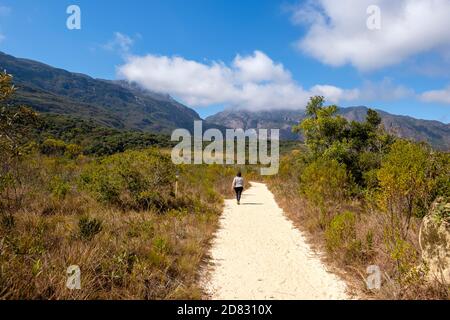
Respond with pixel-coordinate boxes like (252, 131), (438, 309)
(203, 182), (349, 300)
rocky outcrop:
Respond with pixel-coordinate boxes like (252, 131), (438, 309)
(420, 197), (450, 284)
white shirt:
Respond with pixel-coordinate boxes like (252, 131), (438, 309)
(232, 176), (244, 188)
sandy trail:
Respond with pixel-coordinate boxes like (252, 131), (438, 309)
(203, 182), (349, 300)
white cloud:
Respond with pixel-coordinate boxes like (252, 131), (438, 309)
(292, 0), (450, 71)
(233, 51), (292, 84)
(102, 32), (136, 55)
(421, 85), (450, 104)
(117, 50), (360, 110)
(310, 85), (359, 103)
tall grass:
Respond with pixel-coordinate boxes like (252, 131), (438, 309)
(0, 149), (236, 299)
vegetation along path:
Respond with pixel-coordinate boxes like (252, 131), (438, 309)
(203, 182), (350, 300)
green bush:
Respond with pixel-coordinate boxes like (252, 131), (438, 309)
(299, 158), (351, 206)
(49, 176), (71, 199)
(40, 139), (82, 159)
(40, 139), (67, 156)
(430, 152), (450, 200)
(80, 149), (176, 211)
(65, 144), (83, 159)
(78, 216), (102, 240)
(153, 236), (170, 254)
(376, 140), (441, 239)
(384, 231), (418, 278)
(325, 211), (357, 253)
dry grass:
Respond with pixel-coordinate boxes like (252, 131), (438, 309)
(264, 160), (449, 300)
(0, 152), (238, 300)
(1, 206), (218, 299)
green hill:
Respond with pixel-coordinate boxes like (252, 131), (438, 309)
(0, 51), (201, 134)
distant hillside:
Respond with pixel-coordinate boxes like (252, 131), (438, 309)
(0, 51), (202, 134)
(34, 113), (174, 156)
(205, 107), (450, 150)
(1, 51), (448, 149)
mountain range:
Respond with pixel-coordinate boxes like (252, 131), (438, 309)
(1, 51), (449, 150)
(0, 51), (202, 134)
(205, 108), (450, 150)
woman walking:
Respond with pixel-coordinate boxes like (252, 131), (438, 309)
(232, 172), (244, 205)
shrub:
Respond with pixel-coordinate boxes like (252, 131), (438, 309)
(40, 139), (67, 156)
(377, 140), (436, 238)
(49, 176), (71, 200)
(325, 211), (357, 253)
(153, 236), (170, 254)
(65, 144), (83, 159)
(430, 152), (450, 200)
(80, 149), (176, 211)
(78, 216), (102, 240)
(299, 158), (351, 206)
(384, 230), (418, 279)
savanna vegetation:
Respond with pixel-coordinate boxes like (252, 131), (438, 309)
(267, 96), (449, 299)
(0, 72), (239, 299)
(1, 68), (448, 300)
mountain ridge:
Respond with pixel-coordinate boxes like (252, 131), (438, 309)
(0, 51), (202, 134)
(1, 51), (448, 150)
(205, 107), (450, 150)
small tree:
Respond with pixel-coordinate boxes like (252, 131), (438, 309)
(377, 140), (435, 238)
(0, 72), (38, 210)
(293, 96), (348, 157)
(299, 158), (351, 207)
(293, 96), (388, 187)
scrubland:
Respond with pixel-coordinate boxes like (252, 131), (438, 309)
(1, 72), (448, 300)
(0, 148), (243, 299)
(265, 97), (449, 299)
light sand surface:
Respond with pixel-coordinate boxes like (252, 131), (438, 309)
(203, 182), (349, 300)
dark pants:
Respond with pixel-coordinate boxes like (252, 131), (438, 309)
(234, 187), (243, 202)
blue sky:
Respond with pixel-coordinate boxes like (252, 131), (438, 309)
(0, 0), (449, 122)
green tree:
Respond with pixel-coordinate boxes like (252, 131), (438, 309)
(0, 72), (38, 209)
(293, 96), (388, 187)
(293, 96), (347, 157)
(0, 73), (38, 155)
(377, 140), (436, 238)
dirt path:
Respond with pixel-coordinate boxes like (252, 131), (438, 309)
(203, 182), (349, 300)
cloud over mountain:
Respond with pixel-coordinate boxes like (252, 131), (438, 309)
(118, 50), (358, 110)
